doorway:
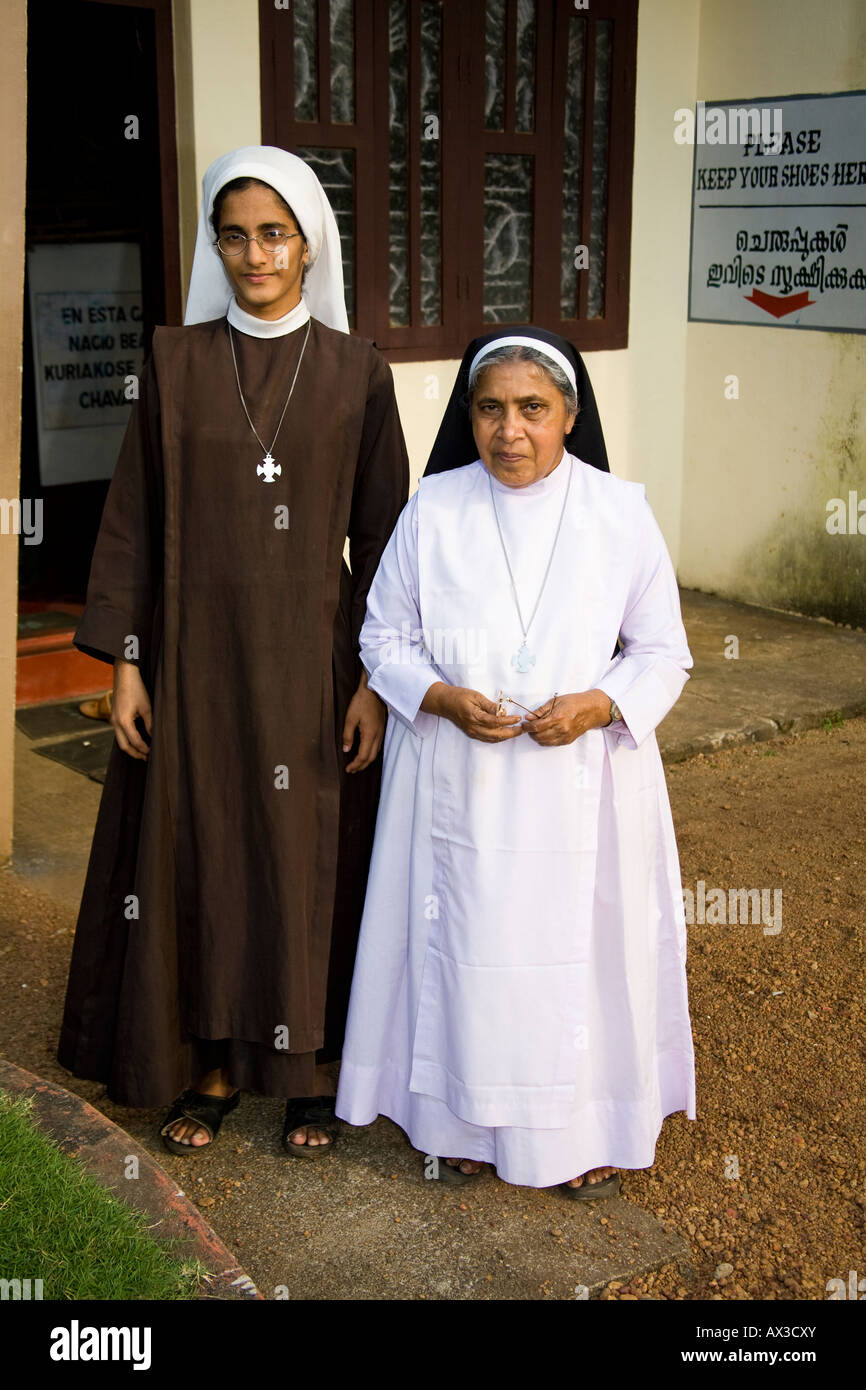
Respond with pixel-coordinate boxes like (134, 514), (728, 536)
(20, 0), (178, 711)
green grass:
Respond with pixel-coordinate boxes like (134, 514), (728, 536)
(822, 711), (845, 732)
(0, 1090), (208, 1300)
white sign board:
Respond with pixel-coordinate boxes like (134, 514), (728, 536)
(28, 242), (145, 485)
(688, 91), (866, 333)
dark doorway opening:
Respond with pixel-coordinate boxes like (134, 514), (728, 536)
(22, 0), (177, 602)
(20, 0), (178, 704)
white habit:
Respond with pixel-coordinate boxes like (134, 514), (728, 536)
(335, 452), (696, 1187)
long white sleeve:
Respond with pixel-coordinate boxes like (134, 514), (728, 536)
(359, 491), (442, 738)
(596, 495), (693, 750)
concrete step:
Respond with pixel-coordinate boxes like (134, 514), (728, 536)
(659, 590), (866, 763)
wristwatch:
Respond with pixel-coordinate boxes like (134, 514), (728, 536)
(608, 700), (622, 725)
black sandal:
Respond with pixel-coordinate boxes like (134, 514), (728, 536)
(159, 1087), (240, 1155)
(559, 1170), (621, 1201)
(427, 1156), (484, 1185)
(282, 1096), (341, 1158)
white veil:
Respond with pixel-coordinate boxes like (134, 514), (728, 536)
(184, 145), (349, 333)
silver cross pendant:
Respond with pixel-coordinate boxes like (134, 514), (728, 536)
(257, 453), (281, 483)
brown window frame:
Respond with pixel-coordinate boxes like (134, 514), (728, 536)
(260, 0), (637, 360)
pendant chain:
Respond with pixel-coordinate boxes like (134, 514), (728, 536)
(488, 457), (574, 649)
(228, 317), (311, 460)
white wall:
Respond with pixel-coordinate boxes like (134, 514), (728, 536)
(173, 0), (262, 295)
(391, 360), (460, 495)
(583, 0), (701, 560)
(678, 0), (866, 623)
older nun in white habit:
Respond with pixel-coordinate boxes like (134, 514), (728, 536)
(335, 328), (696, 1198)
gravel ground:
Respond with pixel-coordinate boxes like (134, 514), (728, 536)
(604, 716), (865, 1301)
(1, 717), (863, 1300)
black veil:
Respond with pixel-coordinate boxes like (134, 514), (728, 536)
(424, 326), (610, 476)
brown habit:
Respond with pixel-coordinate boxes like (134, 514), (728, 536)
(57, 316), (409, 1107)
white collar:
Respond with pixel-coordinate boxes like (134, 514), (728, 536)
(227, 295), (312, 339)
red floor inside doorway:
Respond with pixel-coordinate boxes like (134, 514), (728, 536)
(17, 602), (110, 708)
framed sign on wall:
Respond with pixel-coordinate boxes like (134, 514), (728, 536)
(688, 91), (866, 334)
(27, 241), (145, 486)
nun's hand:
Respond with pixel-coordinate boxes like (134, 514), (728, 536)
(343, 675), (386, 772)
(112, 659), (152, 760)
(422, 682), (524, 743)
(524, 689), (610, 746)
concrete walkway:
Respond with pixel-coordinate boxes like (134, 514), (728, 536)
(2, 589), (864, 1299)
(660, 591), (866, 761)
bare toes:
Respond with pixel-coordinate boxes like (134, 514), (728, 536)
(587, 1166), (615, 1183)
(167, 1119), (209, 1146)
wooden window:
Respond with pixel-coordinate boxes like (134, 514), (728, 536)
(260, 0), (637, 359)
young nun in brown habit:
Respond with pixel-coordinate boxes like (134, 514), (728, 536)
(57, 146), (409, 1156)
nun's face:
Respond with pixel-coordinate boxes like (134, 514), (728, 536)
(216, 185), (309, 320)
(471, 362), (576, 488)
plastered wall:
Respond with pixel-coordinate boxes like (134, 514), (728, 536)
(678, 0), (866, 624)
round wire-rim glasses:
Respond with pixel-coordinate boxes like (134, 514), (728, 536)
(216, 231), (303, 256)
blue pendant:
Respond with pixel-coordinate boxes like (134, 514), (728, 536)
(512, 642), (536, 674)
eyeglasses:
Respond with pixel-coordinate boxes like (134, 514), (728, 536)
(216, 231), (303, 256)
(496, 691), (558, 717)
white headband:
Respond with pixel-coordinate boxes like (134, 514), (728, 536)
(468, 335), (577, 395)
